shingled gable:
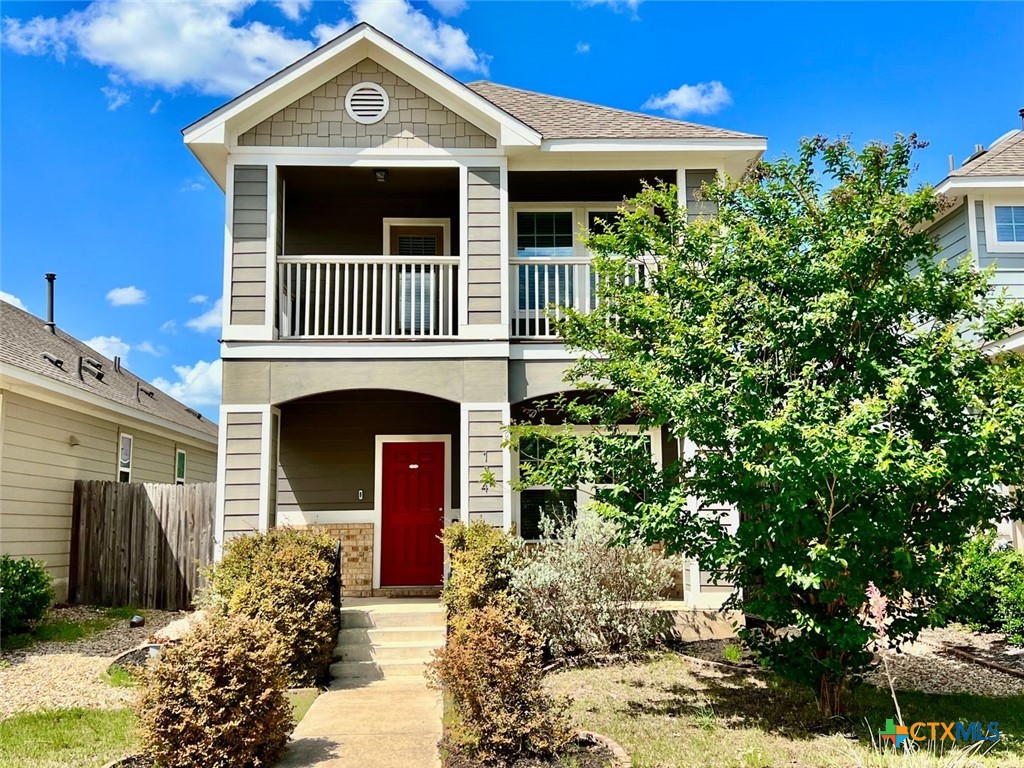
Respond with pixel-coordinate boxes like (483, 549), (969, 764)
(0, 300), (217, 442)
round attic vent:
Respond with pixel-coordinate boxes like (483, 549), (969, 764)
(345, 82), (390, 125)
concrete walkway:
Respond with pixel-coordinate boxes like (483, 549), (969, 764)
(276, 599), (444, 768)
(276, 677), (442, 768)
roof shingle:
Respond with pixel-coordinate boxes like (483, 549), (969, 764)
(950, 130), (1024, 177)
(467, 81), (762, 141)
(0, 300), (217, 440)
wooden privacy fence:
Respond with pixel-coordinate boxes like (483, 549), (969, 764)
(70, 480), (216, 611)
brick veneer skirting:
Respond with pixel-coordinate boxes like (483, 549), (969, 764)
(295, 523), (375, 597)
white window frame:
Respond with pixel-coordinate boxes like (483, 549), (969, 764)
(512, 424), (663, 542)
(175, 448), (187, 485)
(118, 432), (133, 483)
(983, 195), (1024, 254)
(510, 203), (624, 261)
(382, 217), (451, 256)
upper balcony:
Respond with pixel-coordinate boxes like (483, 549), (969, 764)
(226, 166), (713, 346)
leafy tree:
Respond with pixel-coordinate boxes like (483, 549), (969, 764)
(511, 136), (1024, 716)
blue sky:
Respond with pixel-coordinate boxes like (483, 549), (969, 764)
(2, 1), (1023, 419)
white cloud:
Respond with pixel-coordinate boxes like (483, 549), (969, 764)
(189, 294), (210, 305)
(643, 81), (732, 118)
(577, 0), (643, 15)
(149, 98), (161, 114)
(576, 41), (590, 54)
(275, 0), (312, 22)
(100, 84), (129, 110)
(135, 340), (164, 356)
(106, 285), (146, 306)
(0, 291), (27, 311)
(160, 319), (177, 334)
(1, 1), (315, 97)
(185, 297), (223, 333)
(313, 0), (489, 74)
(153, 359), (222, 409)
(181, 180), (205, 192)
(85, 335), (131, 362)
(426, 0), (468, 17)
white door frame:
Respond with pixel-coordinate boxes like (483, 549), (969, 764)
(373, 433), (452, 589)
(382, 218), (452, 255)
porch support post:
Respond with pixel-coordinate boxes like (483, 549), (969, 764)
(215, 403), (274, 560)
(460, 401), (512, 529)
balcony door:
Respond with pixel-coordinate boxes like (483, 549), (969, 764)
(384, 219), (450, 335)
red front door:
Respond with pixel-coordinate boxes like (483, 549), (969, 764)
(380, 441), (445, 587)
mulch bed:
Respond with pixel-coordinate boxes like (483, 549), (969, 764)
(676, 639), (761, 672)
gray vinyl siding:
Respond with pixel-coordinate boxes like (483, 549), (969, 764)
(0, 391), (217, 599)
(685, 170), (718, 221)
(232, 165), (268, 326)
(467, 409), (504, 525)
(222, 411), (263, 540)
(467, 168), (502, 325)
(276, 392), (459, 516)
(976, 200), (1024, 299)
(930, 201), (970, 268)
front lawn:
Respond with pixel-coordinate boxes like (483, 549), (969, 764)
(0, 688), (320, 768)
(546, 652), (1024, 768)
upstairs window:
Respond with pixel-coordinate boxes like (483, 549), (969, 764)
(175, 449), (187, 485)
(516, 212), (574, 258)
(118, 433), (133, 483)
(995, 206), (1024, 243)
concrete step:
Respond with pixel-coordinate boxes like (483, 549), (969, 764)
(340, 608), (445, 630)
(335, 641), (442, 663)
(330, 659), (431, 680)
(337, 626), (446, 646)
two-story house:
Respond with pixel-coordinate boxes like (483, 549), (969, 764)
(930, 117), (1024, 548)
(184, 23), (765, 601)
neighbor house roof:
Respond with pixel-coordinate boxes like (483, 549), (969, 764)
(466, 81), (763, 141)
(949, 129), (1024, 177)
(0, 300), (217, 441)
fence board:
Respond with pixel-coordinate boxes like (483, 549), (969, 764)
(71, 480), (216, 611)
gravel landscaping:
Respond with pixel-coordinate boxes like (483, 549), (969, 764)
(0, 606), (187, 717)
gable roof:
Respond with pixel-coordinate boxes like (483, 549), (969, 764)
(0, 300), (217, 442)
(949, 129), (1024, 177)
(467, 81), (763, 141)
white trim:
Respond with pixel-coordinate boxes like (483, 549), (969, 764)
(229, 148), (504, 163)
(221, 163), (234, 338)
(345, 81), (390, 124)
(0, 366), (217, 447)
(935, 176), (1024, 194)
(214, 406), (229, 560)
(373, 433), (452, 589)
(175, 447), (187, 485)
(265, 164), (278, 336)
(982, 194), (1024, 254)
(257, 406), (277, 533)
(499, 164), (511, 332)
(509, 343), (583, 361)
(501, 402), (512, 530)
(382, 217), (451, 255)
(459, 406), (470, 524)
(541, 138), (767, 153)
(221, 339), (510, 358)
(117, 431), (134, 483)
(967, 193), (982, 270)
(459, 164), (469, 329)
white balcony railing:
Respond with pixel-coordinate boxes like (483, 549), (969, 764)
(510, 257), (651, 339)
(278, 256), (459, 338)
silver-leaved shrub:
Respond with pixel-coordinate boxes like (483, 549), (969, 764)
(510, 506), (676, 659)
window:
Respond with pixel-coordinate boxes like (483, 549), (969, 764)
(118, 433), (133, 482)
(995, 206), (1024, 243)
(516, 212), (574, 258)
(175, 449), (186, 485)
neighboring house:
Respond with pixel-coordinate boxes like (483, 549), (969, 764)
(0, 295), (218, 600)
(184, 22), (764, 602)
(930, 117), (1024, 549)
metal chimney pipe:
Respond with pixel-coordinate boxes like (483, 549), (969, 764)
(44, 273), (56, 334)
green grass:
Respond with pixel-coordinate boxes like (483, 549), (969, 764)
(722, 644), (744, 664)
(0, 708), (138, 768)
(546, 651), (1024, 768)
(285, 687), (319, 723)
(104, 664), (137, 689)
(1, 607), (146, 652)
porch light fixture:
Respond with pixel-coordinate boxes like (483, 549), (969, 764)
(374, 169), (388, 183)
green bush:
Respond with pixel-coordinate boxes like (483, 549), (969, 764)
(510, 507), (676, 659)
(427, 602), (570, 765)
(0, 555), (54, 633)
(200, 527), (339, 686)
(137, 613), (292, 768)
(441, 520), (519, 616)
(997, 559), (1024, 645)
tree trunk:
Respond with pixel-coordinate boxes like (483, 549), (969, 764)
(818, 673), (845, 718)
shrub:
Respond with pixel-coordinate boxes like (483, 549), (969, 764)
(510, 507), (676, 659)
(940, 531), (1015, 631)
(200, 527), (339, 686)
(0, 555), (54, 633)
(427, 602), (570, 765)
(997, 557), (1024, 645)
(137, 613), (292, 768)
(441, 520), (519, 616)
